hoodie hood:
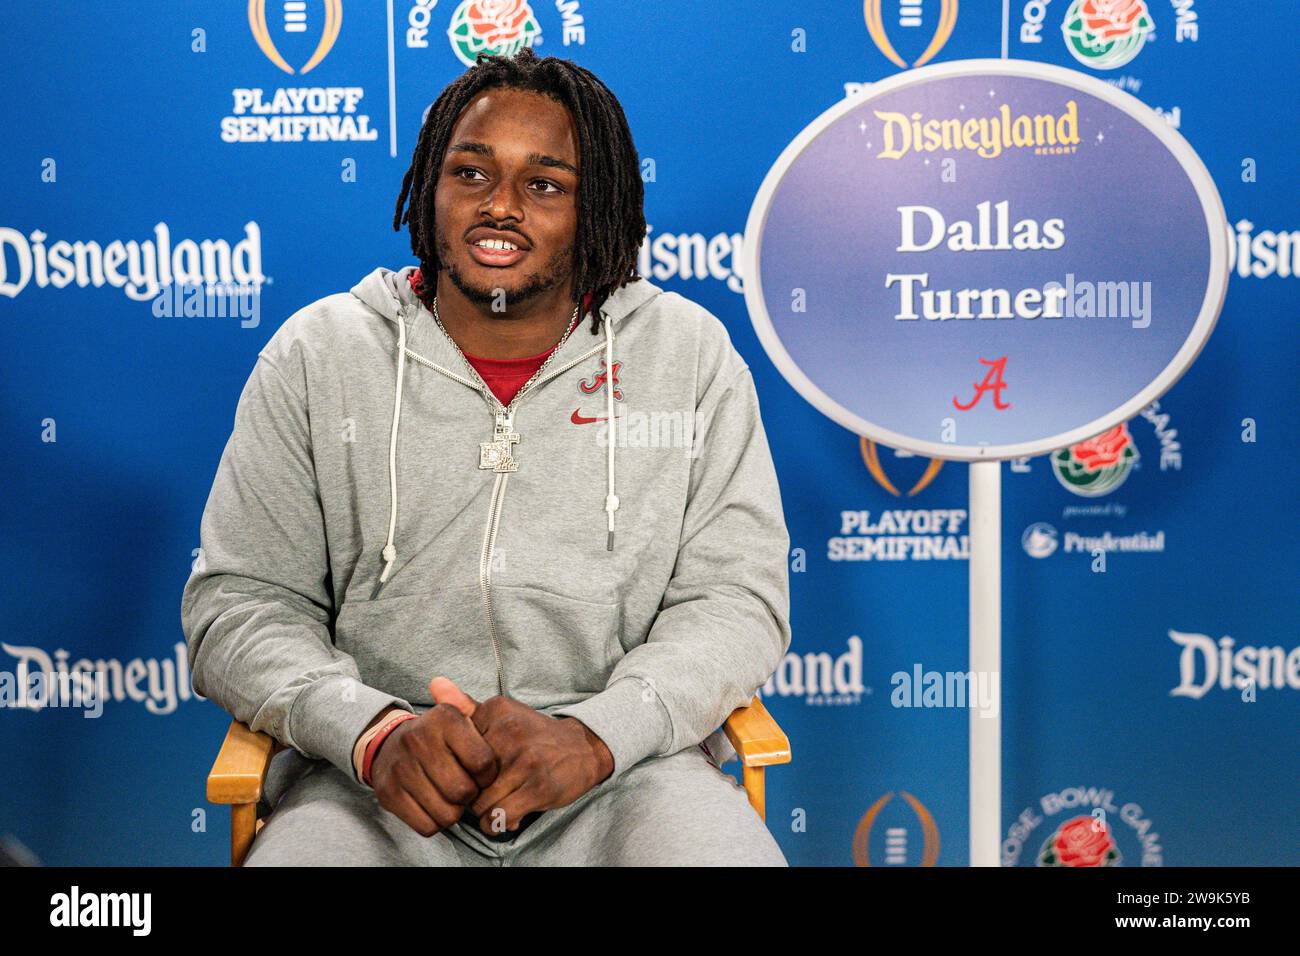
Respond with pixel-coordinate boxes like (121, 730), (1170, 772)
(348, 266), (666, 586)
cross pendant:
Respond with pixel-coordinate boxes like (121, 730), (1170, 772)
(479, 413), (520, 472)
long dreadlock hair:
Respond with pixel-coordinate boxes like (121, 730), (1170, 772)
(392, 47), (645, 334)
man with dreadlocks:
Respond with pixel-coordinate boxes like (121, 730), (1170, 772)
(182, 49), (791, 866)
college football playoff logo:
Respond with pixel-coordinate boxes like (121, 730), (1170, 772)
(863, 0), (958, 70)
(860, 438), (944, 497)
(248, 0), (343, 75)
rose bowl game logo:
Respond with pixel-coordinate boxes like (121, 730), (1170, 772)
(448, 0), (542, 67)
(1051, 422), (1139, 497)
(1038, 815), (1122, 867)
(1004, 787), (1163, 866)
(1061, 0), (1154, 70)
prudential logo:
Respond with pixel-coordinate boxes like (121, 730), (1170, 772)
(1022, 522), (1059, 558)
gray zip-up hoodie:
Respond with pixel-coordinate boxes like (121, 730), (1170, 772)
(181, 266), (791, 786)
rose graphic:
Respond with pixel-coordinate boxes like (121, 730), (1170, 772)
(1062, 0), (1153, 70)
(1038, 815), (1122, 867)
(448, 0), (542, 68)
(1072, 424), (1133, 472)
(1080, 0), (1150, 41)
(467, 0), (532, 46)
(1052, 421), (1139, 497)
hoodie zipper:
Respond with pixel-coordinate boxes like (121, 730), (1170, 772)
(405, 337), (609, 698)
(480, 472), (509, 697)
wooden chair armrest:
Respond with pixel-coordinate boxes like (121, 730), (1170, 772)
(206, 719), (278, 805)
(722, 696), (791, 767)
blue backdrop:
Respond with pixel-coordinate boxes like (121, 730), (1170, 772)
(1, 0), (1295, 866)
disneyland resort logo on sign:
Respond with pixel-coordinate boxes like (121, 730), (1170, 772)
(0, 222), (265, 302)
(224, 0), (377, 143)
(874, 100), (1080, 160)
(1004, 787), (1163, 866)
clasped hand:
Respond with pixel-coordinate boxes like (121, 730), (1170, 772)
(368, 676), (614, 838)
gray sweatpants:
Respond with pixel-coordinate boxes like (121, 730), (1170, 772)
(244, 745), (787, 866)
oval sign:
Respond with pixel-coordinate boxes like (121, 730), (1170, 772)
(743, 59), (1228, 461)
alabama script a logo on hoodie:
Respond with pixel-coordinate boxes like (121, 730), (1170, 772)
(571, 357), (624, 425)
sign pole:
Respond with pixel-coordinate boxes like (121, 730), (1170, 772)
(969, 460), (1001, 866)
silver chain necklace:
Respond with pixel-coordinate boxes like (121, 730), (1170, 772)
(430, 295), (581, 473)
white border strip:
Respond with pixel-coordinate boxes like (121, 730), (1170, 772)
(387, 0), (398, 158)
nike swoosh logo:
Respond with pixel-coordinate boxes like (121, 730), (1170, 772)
(571, 409), (621, 425)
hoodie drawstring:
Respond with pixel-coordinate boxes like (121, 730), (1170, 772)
(603, 314), (619, 551)
(378, 308), (409, 587)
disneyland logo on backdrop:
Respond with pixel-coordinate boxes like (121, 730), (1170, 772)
(638, 223), (745, 295)
(222, 0), (378, 143)
(758, 636), (866, 706)
(0, 642), (198, 716)
(1168, 630), (1300, 700)
(1228, 219), (1300, 280)
(0, 222), (265, 302)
